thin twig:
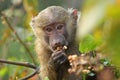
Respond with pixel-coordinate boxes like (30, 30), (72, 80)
(0, 59), (40, 80)
(1, 12), (37, 64)
(20, 67), (40, 80)
(0, 59), (37, 69)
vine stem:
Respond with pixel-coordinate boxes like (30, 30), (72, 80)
(1, 12), (37, 64)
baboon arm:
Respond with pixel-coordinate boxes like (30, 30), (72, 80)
(40, 64), (57, 80)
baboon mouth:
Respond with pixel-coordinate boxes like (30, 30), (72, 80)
(53, 45), (68, 52)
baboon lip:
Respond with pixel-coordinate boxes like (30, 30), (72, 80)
(53, 45), (68, 52)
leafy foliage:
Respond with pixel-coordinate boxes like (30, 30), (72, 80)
(79, 35), (98, 53)
(0, 0), (120, 80)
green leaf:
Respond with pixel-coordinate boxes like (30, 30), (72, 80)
(44, 77), (49, 80)
(0, 67), (8, 77)
(79, 35), (96, 53)
(26, 36), (33, 41)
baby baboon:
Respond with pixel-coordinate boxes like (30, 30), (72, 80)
(30, 6), (115, 80)
(30, 6), (80, 80)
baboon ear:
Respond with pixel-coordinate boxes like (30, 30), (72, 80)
(30, 17), (36, 30)
(30, 17), (38, 36)
(71, 9), (78, 20)
(68, 8), (81, 23)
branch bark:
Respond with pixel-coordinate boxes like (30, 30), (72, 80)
(0, 59), (40, 80)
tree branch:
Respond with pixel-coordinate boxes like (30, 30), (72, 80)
(0, 59), (37, 69)
(20, 67), (40, 80)
(1, 12), (37, 64)
(0, 59), (40, 80)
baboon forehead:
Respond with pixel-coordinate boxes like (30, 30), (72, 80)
(39, 6), (69, 18)
(35, 6), (69, 27)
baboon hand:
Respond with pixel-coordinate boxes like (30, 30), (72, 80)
(51, 51), (68, 66)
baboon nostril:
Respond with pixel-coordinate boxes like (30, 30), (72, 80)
(54, 42), (61, 46)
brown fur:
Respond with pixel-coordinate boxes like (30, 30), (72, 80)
(30, 6), (80, 80)
(30, 6), (115, 80)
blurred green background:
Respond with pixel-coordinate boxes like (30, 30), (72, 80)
(0, 0), (120, 80)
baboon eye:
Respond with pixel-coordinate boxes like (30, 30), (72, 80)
(45, 27), (53, 32)
(56, 24), (64, 30)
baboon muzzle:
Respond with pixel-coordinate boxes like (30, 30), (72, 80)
(50, 34), (68, 52)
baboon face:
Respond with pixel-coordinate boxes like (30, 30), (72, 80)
(43, 22), (68, 52)
(30, 6), (77, 52)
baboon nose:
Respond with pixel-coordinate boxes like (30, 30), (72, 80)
(54, 42), (61, 46)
